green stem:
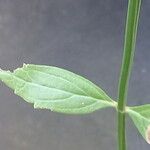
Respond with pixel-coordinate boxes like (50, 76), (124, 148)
(117, 0), (141, 150)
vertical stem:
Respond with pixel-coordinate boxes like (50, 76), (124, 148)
(117, 0), (141, 150)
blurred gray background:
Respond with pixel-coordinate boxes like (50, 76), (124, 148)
(0, 0), (150, 150)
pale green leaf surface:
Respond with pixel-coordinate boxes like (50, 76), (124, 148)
(0, 64), (115, 114)
(127, 105), (150, 144)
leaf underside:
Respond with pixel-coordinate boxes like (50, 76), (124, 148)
(0, 64), (115, 114)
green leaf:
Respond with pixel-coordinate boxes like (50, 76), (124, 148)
(0, 64), (116, 114)
(127, 105), (150, 144)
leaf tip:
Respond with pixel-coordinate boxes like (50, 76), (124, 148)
(0, 69), (12, 80)
(146, 125), (150, 144)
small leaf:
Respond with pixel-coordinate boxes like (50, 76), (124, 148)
(0, 64), (116, 114)
(127, 105), (150, 144)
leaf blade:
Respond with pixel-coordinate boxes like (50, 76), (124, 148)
(127, 105), (150, 144)
(0, 64), (116, 114)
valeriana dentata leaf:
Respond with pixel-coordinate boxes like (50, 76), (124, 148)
(0, 64), (116, 114)
(127, 105), (150, 144)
